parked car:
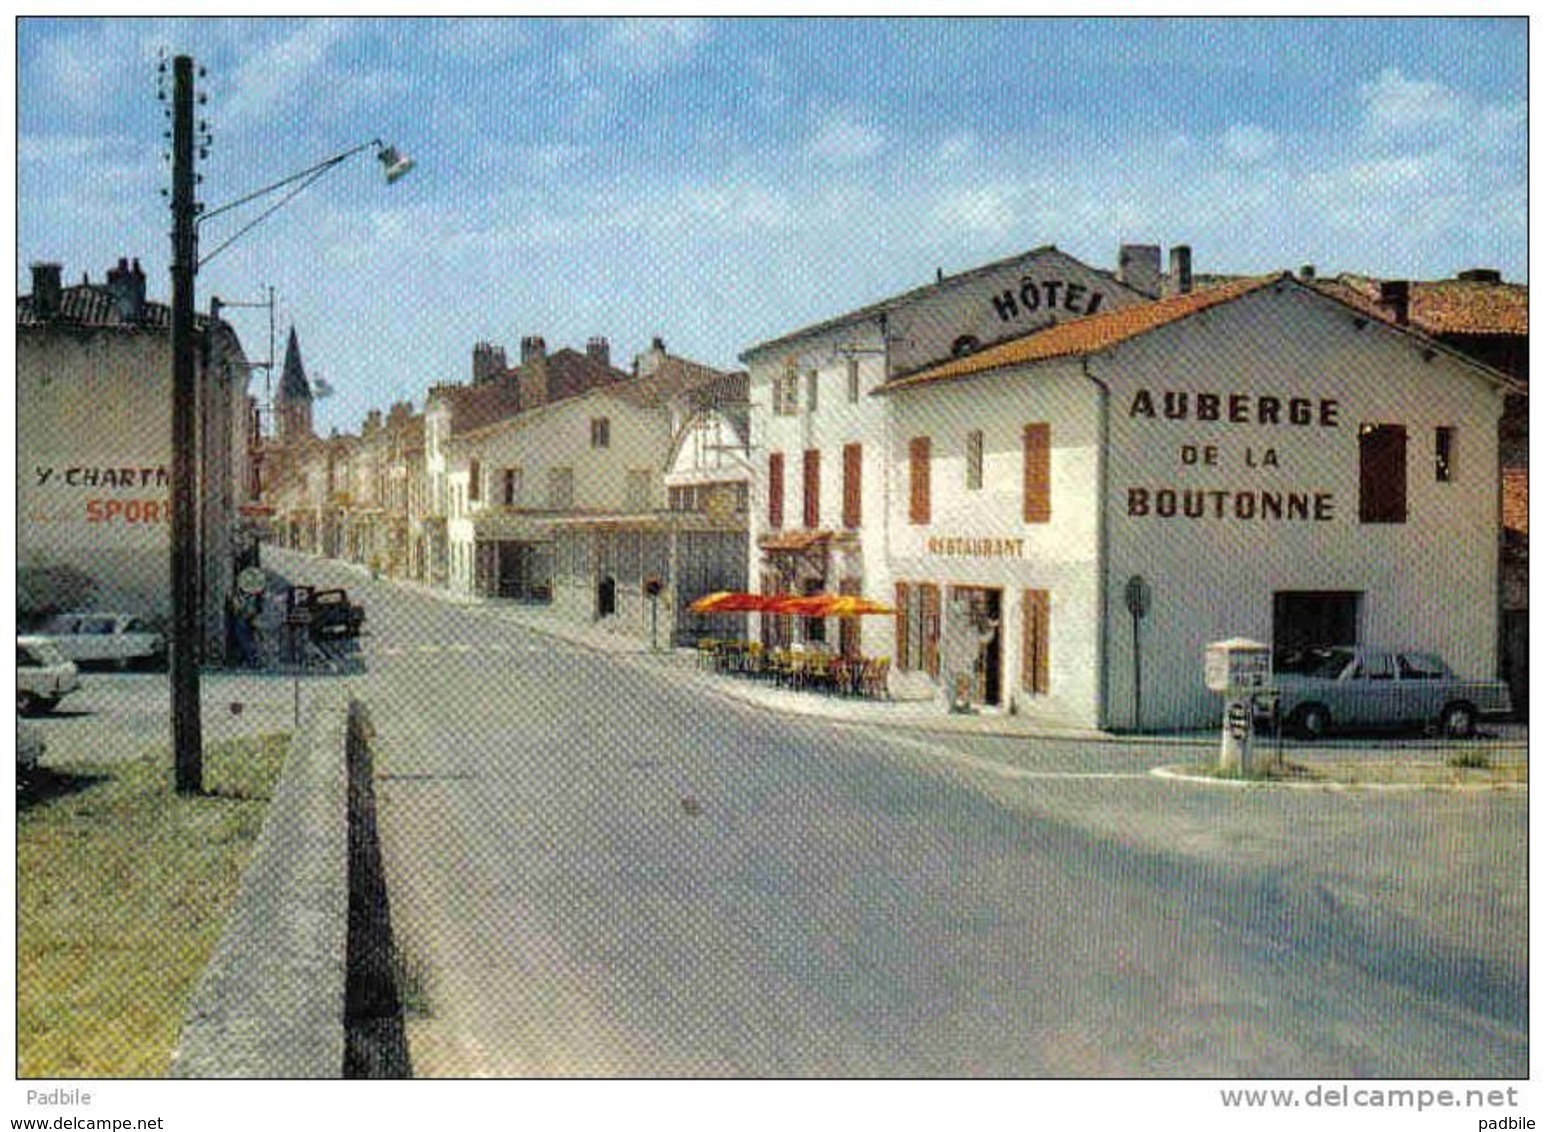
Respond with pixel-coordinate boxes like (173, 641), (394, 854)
(17, 635), (80, 716)
(38, 612), (166, 669)
(288, 586), (365, 642)
(1268, 647), (1512, 739)
(17, 722), (44, 790)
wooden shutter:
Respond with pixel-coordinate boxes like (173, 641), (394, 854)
(921, 583), (940, 678)
(1022, 589), (1050, 695)
(1023, 423), (1050, 523)
(1359, 424), (1407, 523)
(468, 459), (481, 502)
(803, 449), (821, 529)
(768, 452), (785, 529)
(894, 582), (911, 671)
(842, 442), (862, 529)
(909, 436), (931, 525)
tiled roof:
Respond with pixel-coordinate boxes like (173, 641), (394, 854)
(16, 282), (204, 332)
(879, 275), (1277, 391)
(740, 244), (1142, 360)
(1317, 275), (1528, 336)
(429, 347), (631, 436)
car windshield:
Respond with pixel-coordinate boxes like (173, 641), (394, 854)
(1307, 648), (1357, 679)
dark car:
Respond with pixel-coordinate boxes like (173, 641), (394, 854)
(288, 586), (365, 642)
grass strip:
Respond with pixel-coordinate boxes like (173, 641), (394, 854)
(17, 733), (290, 1078)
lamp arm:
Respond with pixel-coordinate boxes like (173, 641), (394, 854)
(198, 138), (381, 227)
(198, 162), (338, 269)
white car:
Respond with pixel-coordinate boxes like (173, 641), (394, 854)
(38, 612), (166, 669)
(17, 635), (80, 716)
(1270, 647), (1513, 739)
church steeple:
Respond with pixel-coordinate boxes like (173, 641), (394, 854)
(275, 326), (314, 443)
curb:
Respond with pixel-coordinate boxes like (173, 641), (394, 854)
(1150, 764), (1529, 792)
(170, 701), (351, 1079)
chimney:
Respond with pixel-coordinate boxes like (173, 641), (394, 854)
(31, 262), (62, 319)
(636, 336), (669, 377)
(472, 341), (507, 385)
(518, 336), (548, 409)
(106, 257), (147, 322)
(1118, 244), (1163, 297)
(1165, 245), (1193, 296)
(1378, 280), (1411, 326)
(586, 336), (610, 369)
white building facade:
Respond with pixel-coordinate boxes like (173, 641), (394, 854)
(17, 259), (255, 660)
(878, 274), (1515, 729)
(739, 244), (1155, 667)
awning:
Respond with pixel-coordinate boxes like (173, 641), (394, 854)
(688, 591), (774, 613)
(764, 594), (895, 617)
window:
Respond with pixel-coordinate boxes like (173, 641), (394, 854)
(468, 459), (481, 502)
(966, 429), (984, 491)
(842, 442), (862, 529)
(893, 581), (941, 677)
(908, 436), (931, 525)
(1435, 426), (1455, 482)
(1022, 590), (1050, 695)
(548, 466), (575, 509)
(626, 469), (652, 512)
(806, 369), (819, 413)
(768, 452), (785, 529)
(775, 359), (799, 416)
(846, 358), (861, 403)
(591, 418), (610, 449)
(1023, 423), (1051, 522)
(502, 467), (522, 507)
(802, 449), (821, 528)
(1359, 423), (1407, 523)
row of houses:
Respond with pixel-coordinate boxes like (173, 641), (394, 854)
(254, 242), (1528, 729)
(17, 242), (1526, 729)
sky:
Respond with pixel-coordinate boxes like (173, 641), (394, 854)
(15, 14), (1528, 436)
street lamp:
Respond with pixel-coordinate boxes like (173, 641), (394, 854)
(168, 53), (413, 793)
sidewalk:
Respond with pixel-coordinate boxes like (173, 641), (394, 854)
(398, 582), (1530, 755)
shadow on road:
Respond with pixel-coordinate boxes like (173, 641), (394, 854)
(17, 767), (108, 811)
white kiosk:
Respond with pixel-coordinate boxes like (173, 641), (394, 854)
(1205, 638), (1273, 774)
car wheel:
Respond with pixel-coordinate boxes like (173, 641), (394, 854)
(1440, 702), (1478, 739)
(1292, 703), (1331, 740)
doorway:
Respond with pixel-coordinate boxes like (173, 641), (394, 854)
(1272, 590), (1361, 670)
(948, 585), (1003, 706)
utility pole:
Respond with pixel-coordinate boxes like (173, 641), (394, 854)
(170, 54), (203, 794)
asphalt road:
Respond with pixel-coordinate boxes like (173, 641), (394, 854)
(65, 547), (1529, 1078)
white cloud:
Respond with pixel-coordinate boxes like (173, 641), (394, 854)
(220, 19), (352, 128)
(932, 186), (1020, 235)
(806, 109), (884, 164)
(932, 132), (978, 165)
(1222, 124), (1277, 164)
(604, 18), (708, 75)
(1358, 67), (1466, 137)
